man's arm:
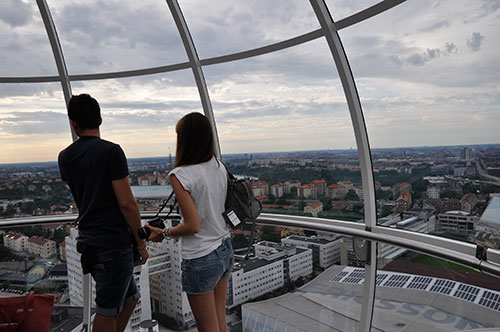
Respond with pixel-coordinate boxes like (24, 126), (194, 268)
(112, 177), (149, 264)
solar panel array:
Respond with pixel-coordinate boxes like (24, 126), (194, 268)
(384, 274), (411, 288)
(479, 291), (500, 311)
(429, 279), (456, 295)
(330, 270), (349, 282)
(453, 284), (480, 302)
(330, 266), (500, 312)
(407, 276), (433, 290)
(342, 268), (365, 284)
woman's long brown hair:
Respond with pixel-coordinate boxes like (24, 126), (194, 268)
(174, 112), (216, 168)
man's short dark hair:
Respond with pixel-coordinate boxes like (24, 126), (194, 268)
(68, 94), (101, 129)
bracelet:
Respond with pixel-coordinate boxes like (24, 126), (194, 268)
(162, 227), (172, 239)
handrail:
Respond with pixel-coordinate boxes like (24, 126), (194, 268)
(1, 213), (499, 277)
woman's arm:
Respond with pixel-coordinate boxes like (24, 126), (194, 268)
(146, 174), (200, 241)
(170, 174), (201, 236)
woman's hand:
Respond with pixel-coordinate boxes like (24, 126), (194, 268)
(146, 224), (165, 242)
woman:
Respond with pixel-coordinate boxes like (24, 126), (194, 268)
(147, 112), (234, 332)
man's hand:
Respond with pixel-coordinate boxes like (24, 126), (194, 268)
(145, 225), (164, 242)
(134, 247), (149, 266)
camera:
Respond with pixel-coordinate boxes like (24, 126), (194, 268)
(138, 217), (166, 239)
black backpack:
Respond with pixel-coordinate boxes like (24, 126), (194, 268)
(221, 162), (262, 258)
(222, 162), (262, 229)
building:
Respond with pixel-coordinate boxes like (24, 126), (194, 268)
(460, 147), (472, 161)
(437, 211), (479, 236)
(461, 193), (478, 214)
(227, 241), (312, 309)
(338, 180), (354, 191)
(3, 232), (28, 252)
(27, 236), (56, 258)
(311, 179), (327, 196)
(283, 180), (301, 194)
(148, 219), (195, 328)
(392, 182), (411, 200)
(59, 240), (66, 262)
(424, 198), (461, 214)
(252, 181), (269, 197)
(355, 185), (364, 201)
(394, 191), (411, 212)
(298, 184), (317, 198)
(65, 228), (152, 332)
(282, 234), (342, 269)
(138, 175), (152, 186)
(270, 183), (285, 197)
(327, 183), (345, 199)
(304, 201), (323, 217)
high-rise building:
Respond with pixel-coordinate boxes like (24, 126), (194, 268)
(148, 219), (195, 328)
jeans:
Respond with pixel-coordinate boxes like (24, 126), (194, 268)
(181, 238), (234, 295)
(91, 246), (140, 316)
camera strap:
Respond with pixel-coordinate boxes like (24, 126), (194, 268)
(154, 191), (177, 219)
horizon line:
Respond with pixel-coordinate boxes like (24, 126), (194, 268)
(1, 143), (499, 167)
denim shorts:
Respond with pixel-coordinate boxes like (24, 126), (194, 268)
(181, 238), (235, 295)
(91, 247), (140, 316)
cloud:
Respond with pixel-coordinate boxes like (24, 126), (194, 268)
(0, 0), (33, 28)
(0, 111), (68, 135)
(419, 20), (450, 33)
(466, 32), (484, 52)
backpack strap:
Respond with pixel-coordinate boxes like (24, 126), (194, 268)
(154, 191), (176, 219)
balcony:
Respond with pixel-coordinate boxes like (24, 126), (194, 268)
(1, 0), (500, 331)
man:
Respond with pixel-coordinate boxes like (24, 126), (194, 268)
(58, 94), (148, 332)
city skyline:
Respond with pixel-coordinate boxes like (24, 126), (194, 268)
(0, 143), (498, 167)
(0, 0), (499, 163)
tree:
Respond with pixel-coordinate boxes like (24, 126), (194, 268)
(276, 198), (288, 205)
(0, 244), (22, 262)
(260, 226), (281, 243)
(52, 229), (66, 245)
(231, 234), (248, 249)
(441, 189), (461, 199)
(345, 189), (359, 201)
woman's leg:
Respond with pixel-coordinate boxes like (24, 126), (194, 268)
(214, 278), (229, 332)
(187, 292), (220, 332)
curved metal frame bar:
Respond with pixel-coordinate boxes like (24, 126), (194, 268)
(166, 0), (221, 158)
(36, 0), (77, 142)
(0, 0), (403, 84)
(308, 1), (377, 329)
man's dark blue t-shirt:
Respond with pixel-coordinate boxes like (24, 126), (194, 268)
(58, 136), (132, 249)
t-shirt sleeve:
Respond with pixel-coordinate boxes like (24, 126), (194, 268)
(108, 145), (129, 180)
(57, 152), (66, 182)
(168, 167), (192, 192)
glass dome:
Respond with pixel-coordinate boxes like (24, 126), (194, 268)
(0, 1), (499, 331)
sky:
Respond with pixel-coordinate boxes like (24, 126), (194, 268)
(0, 0), (499, 164)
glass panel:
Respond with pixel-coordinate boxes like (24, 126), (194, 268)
(0, 1), (58, 76)
(374, 246), (500, 330)
(47, 0), (188, 74)
(325, 0), (381, 22)
(204, 39), (365, 224)
(339, 1), (500, 243)
(240, 233), (364, 331)
(178, 0), (320, 59)
(0, 83), (69, 164)
(70, 70), (200, 159)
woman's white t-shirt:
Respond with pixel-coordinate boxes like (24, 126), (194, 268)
(168, 157), (229, 259)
